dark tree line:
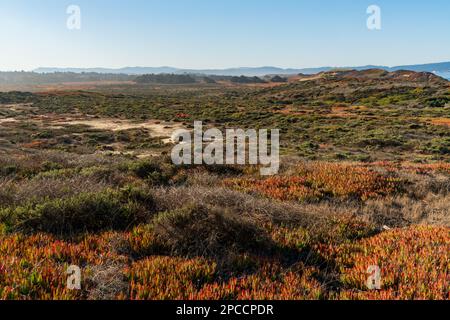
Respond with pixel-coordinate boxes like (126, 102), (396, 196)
(134, 74), (197, 84)
(0, 72), (133, 84)
(229, 76), (267, 84)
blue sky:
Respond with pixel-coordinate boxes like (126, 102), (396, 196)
(0, 0), (449, 70)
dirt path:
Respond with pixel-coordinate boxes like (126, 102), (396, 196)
(0, 118), (18, 124)
(0, 105), (185, 142)
(53, 118), (184, 140)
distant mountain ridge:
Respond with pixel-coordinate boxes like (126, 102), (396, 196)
(33, 66), (313, 76)
(33, 61), (450, 79)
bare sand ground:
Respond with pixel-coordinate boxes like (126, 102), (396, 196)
(0, 118), (18, 124)
(52, 118), (184, 142)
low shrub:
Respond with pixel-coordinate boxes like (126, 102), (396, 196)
(130, 204), (269, 258)
(0, 187), (154, 235)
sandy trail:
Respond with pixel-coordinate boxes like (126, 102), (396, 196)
(53, 118), (184, 139)
(0, 118), (18, 124)
(0, 103), (36, 112)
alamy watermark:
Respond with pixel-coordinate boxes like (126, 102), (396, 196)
(67, 5), (81, 30)
(66, 265), (81, 290)
(367, 5), (381, 30)
(366, 265), (382, 290)
(171, 122), (280, 176)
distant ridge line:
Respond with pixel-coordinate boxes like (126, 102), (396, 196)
(30, 61), (450, 79)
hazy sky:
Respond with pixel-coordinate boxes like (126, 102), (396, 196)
(0, 0), (449, 71)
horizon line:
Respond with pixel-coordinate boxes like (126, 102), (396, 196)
(2, 58), (450, 73)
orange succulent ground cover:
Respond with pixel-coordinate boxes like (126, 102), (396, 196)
(0, 225), (448, 300)
(127, 258), (325, 300)
(0, 232), (125, 299)
(0, 161), (448, 300)
(324, 226), (450, 300)
(430, 118), (450, 127)
(224, 162), (404, 201)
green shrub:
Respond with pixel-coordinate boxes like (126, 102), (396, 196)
(139, 204), (268, 258)
(34, 131), (55, 139)
(422, 138), (450, 155)
(425, 97), (450, 108)
(35, 168), (78, 179)
(121, 158), (177, 185)
(0, 188), (154, 235)
(0, 165), (18, 176)
(38, 164), (66, 176)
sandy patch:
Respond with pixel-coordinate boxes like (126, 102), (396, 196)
(52, 118), (185, 142)
(0, 111), (187, 144)
(0, 118), (18, 124)
(0, 104), (36, 112)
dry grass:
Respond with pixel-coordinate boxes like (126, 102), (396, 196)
(362, 194), (450, 227)
(130, 204), (270, 259)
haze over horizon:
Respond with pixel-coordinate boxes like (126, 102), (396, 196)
(25, 59), (450, 72)
(1, 0), (450, 71)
